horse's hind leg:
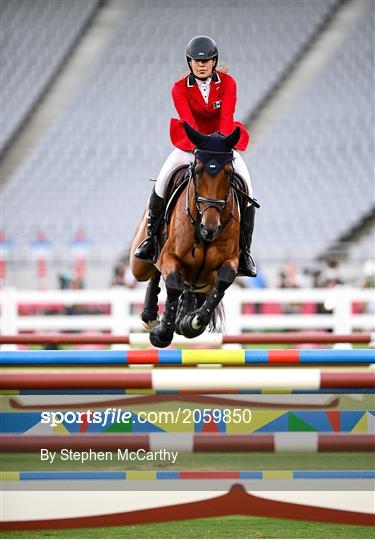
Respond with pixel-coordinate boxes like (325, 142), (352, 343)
(141, 270), (161, 330)
(149, 255), (184, 348)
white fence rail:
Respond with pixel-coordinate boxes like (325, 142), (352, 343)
(0, 286), (374, 336)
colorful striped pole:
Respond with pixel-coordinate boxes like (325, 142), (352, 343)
(0, 333), (372, 345)
(1, 470), (374, 481)
(0, 368), (374, 391)
(1, 433), (374, 453)
(1, 348), (374, 366)
(8, 388), (372, 396)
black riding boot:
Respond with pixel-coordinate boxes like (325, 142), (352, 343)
(238, 204), (257, 277)
(134, 188), (165, 263)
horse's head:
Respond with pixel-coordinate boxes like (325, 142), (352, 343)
(184, 122), (240, 242)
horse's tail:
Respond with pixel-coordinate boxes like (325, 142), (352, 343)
(208, 301), (225, 333)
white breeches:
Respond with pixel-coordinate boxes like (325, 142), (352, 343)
(155, 148), (254, 199)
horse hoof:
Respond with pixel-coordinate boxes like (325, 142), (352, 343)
(180, 313), (207, 339)
(149, 325), (174, 348)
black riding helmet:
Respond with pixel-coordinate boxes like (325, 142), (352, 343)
(186, 35), (218, 71)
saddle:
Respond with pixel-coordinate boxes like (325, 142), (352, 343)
(164, 166), (190, 224)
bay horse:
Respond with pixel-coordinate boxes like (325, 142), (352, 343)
(130, 123), (241, 348)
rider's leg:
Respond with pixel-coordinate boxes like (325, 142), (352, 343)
(135, 149), (194, 263)
(232, 151), (257, 277)
(232, 150), (254, 198)
(154, 149), (194, 198)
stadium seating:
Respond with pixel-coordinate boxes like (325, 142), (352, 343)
(0, 0), (99, 150)
(250, 6), (373, 261)
(2, 0), (372, 267)
(346, 227), (375, 263)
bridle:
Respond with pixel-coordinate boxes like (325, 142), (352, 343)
(185, 148), (238, 243)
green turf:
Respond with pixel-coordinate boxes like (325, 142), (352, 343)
(1, 515), (374, 539)
(1, 452), (374, 470)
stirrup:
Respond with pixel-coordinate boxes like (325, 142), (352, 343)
(238, 252), (257, 277)
(135, 235), (159, 264)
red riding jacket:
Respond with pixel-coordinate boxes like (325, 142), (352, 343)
(170, 71), (250, 152)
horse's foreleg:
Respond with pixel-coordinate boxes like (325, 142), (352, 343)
(196, 261), (237, 325)
(149, 253), (184, 348)
(213, 261), (238, 295)
(175, 289), (196, 335)
(141, 270), (161, 329)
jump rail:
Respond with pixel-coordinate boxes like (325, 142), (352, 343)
(2, 348), (374, 366)
(2, 470), (374, 480)
(1, 433), (374, 453)
(7, 389), (372, 395)
(0, 332), (373, 345)
(1, 368), (374, 391)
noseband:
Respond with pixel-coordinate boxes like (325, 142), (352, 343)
(185, 149), (237, 242)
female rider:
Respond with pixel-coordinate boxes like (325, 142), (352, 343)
(135, 35), (256, 277)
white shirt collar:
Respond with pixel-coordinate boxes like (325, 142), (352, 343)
(196, 77), (211, 88)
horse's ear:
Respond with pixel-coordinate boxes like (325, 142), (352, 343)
(223, 127), (241, 148)
(184, 122), (206, 147)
